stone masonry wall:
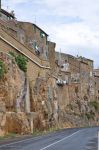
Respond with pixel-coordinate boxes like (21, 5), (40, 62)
(0, 28), (50, 84)
(18, 22), (48, 60)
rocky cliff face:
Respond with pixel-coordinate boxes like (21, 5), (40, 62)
(30, 76), (59, 131)
(0, 54), (24, 112)
(0, 52), (59, 136)
(0, 52), (98, 136)
(0, 52), (31, 135)
(64, 95), (99, 127)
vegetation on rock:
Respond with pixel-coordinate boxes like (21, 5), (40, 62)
(89, 101), (99, 111)
(9, 51), (16, 57)
(0, 60), (6, 79)
(15, 55), (28, 72)
(85, 111), (95, 120)
(9, 51), (28, 72)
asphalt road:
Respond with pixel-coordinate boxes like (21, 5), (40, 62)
(0, 127), (98, 150)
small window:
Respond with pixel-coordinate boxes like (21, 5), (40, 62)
(40, 31), (45, 38)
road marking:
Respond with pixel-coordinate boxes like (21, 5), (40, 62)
(0, 135), (45, 148)
(0, 130), (57, 148)
(40, 130), (81, 150)
(0, 130), (81, 149)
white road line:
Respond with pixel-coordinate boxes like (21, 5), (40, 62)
(0, 130), (56, 148)
(40, 130), (81, 150)
(0, 130), (81, 149)
(0, 135), (44, 148)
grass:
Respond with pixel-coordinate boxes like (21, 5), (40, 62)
(32, 127), (60, 137)
(0, 127), (60, 141)
(0, 133), (17, 141)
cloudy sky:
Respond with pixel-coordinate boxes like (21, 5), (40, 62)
(2, 0), (99, 67)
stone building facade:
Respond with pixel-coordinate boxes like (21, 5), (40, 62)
(17, 22), (49, 60)
(94, 69), (99, 101)
(0, 9), (49, 61)
(55, 52), (95, 105)
(78, 57), (94, 102)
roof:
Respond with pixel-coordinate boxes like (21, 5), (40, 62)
(80, 61), (88, 65)
(18, 21), (48, 36)
(56, 52), (93, 62)
(94, 69), (99, 71)
(55, 52), (76, 59)
(0, 9), (15, 19)
(33, 23), (48, 36)
(77, 56), (93, 62)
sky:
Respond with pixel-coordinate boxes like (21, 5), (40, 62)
(2, 0), (99, 68)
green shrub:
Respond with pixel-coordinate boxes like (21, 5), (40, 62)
(9, 51), (28, 72)
(15, 55), (28, 72)
(90, 101), (99, 111)
(0, 61), (6, 79)
(9, 51), (16, 57)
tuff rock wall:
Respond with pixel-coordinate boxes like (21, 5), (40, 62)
(0, 52), (31, 135)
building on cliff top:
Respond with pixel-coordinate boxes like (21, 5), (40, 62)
(55, 52), (95, 102)
(0, 8), (54, 62)
(17, 22), (49, 60)
(0, 8), (15, 20)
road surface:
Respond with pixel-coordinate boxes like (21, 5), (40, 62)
(0, 127), (98, 150)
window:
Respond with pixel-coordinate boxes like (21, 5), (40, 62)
(40, 31), (45, 38)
